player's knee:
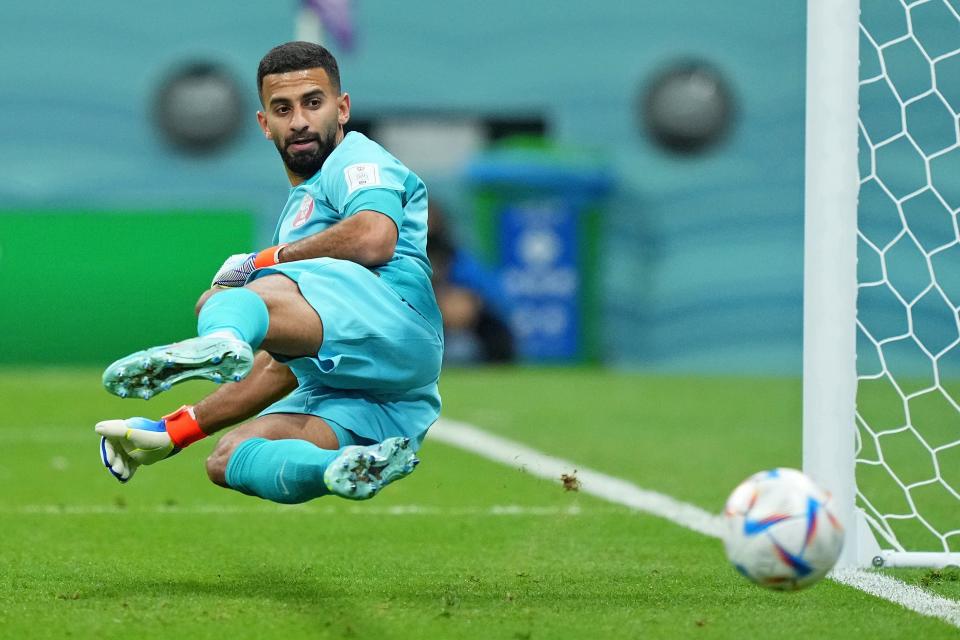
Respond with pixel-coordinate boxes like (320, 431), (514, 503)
(195, 288), (221, 316)
(206, 432), (244, 487)
(244, 274), (300, 309)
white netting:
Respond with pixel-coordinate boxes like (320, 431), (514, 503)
(855, 0), (960, 554)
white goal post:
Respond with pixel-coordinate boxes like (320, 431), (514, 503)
(804, 0), (960, 569)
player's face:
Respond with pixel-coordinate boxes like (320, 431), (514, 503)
(257, 68), (350, 183)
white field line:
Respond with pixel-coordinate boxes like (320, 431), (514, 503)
(0, 504), (599, 517)
(0, 427), (89, 443)
(430, 418), (960, 629)
(830, 569), (960, 626)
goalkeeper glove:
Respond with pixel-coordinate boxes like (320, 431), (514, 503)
(95, 405), (207, 483)
(210, 245), (287, 288)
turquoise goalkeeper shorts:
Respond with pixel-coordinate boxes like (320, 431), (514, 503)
(248, 258), (443, 449)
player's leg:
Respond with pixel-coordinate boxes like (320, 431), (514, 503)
(206, 412), (341, 486)
(206, 413), (338, 502)
(203, 274), (324, 358)
(103, 274), (322, 398)
(206, 412), (419, 503)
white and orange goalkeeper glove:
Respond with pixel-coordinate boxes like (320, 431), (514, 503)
(95, 406), (207, 483)
(210, 245), (286, 288)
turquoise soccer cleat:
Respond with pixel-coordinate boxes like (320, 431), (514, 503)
(323, 437), (420, 500)
(102, 335), (254, 400)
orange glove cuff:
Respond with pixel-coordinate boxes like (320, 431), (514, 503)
(163, 405), (207, 449)
(252, 244), (287, 269)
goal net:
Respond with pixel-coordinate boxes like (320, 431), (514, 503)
(855, 0), (960, 568)
(805, 0), (960, 568)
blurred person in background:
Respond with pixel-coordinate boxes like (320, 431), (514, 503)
(428, 201), (515, 363)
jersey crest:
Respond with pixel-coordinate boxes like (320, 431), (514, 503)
(291, 196), (315, 228)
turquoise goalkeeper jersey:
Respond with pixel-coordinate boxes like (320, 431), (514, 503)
(270, 132), (441, 334)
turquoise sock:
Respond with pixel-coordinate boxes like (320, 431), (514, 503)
(197, 288), (269, 349)
(224, 438), (340, 504)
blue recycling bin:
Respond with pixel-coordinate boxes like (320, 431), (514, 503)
(467, 143), (614, 362)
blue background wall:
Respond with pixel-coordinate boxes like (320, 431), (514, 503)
(320, 1), (809, 374)
(2, 1), (292, 222)
(0, 2), (852, 373)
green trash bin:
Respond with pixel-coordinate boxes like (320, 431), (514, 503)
(466, 143), (614, 362)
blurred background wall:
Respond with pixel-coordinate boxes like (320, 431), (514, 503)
(0, 1), (818, 373)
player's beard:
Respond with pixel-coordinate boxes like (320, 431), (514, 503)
(277, 125), (338, 180)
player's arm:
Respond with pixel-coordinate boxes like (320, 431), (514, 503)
(95, 352), (297, 482)
(192, 350), (298, 432)
(279, 160), (405, 268)
(210, 209), (398, 288)
(279, 209), (397, 267)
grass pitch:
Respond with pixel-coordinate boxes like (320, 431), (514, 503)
(0, 367), (957, 639)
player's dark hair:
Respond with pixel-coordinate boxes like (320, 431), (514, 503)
(257, 41), (341, 101)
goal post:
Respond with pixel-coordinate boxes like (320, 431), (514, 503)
(803, 0), (869, 570)
(805, 0), (960, 569)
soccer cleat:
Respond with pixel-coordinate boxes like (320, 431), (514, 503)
(103, 336), (253, 399)
(323, 437), (420, 500)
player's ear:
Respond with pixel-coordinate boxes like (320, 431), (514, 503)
(256, 111), (272, 139)
(338, 93), (351, 126)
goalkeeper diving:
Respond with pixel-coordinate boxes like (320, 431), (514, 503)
(95, 42), (443, 503)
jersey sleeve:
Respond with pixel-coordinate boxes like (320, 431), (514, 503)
(322, 138), (407, 229)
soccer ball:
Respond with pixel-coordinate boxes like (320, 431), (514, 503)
(722, 468), (844, 590)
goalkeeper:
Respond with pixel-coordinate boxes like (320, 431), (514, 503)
(95, 41), (443, 503)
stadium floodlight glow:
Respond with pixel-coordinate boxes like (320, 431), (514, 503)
(804, 0), (960, 569)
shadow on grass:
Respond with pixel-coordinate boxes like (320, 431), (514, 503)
(89, 567), (338, 606)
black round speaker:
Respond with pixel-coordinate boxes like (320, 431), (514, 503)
(641, 60), (736, 155)
(153, 62), (245, 155)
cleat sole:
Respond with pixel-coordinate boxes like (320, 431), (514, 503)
(323, 437), (420, 501)
(103, 336), (253, 400)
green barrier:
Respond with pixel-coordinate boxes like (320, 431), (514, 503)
(0, 210), (255, 365)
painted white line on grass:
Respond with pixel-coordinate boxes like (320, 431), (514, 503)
(430, 418), (724, 537)
(0, 427), (89, 443)
(830, 569), (960, 627)
(430, 418), (960, 629)
(2, 503), (594, 517)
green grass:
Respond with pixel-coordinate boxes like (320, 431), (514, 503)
(0, 367), (957, 638)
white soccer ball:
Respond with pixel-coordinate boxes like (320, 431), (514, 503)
(722, 468), (845, 590)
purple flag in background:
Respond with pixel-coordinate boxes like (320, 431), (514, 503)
(302, 0), (356, 51)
